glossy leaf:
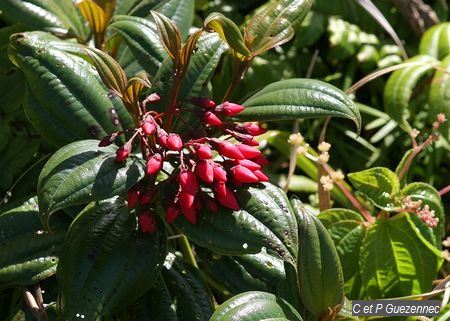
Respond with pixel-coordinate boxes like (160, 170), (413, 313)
(383, 55), (438, 126)
(239, 79), (361, 134)
(245, 0), (313, 55)
(419, 22), (450, 60)
(8, 31), (134, 147)
(348, 167), (400, 211)
(77, 0), (107, 34)
(293, 198), (344, 317)
(37, 140), (146, 229)
(151, 10), (181, 62)
(109, 15), (167, 75)
(57, 198), (167, 320)
(152, 0), (195, 40)
(175, 183), (298, 264)
(204, 12), (251, 58)
(210, 291), (303, 321)
(85, 47), (127, 97)
(359, 214), (443, 299)
(400, 182), (445, 247)
(0, 197), (67, 289)
(318, 209), (367, 299)
(428, 54), (450, 140)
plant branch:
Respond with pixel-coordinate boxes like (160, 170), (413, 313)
(439, 184), (450, 196)
(222, 58), (253, 102)
(23, 286), (49, 321)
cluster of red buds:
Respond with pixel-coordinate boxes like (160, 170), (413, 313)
(100, 95), (268, 233)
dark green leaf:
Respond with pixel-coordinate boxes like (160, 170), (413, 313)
(239, 79), (361, 134)
(37, 140), (146, 229)
(293, 198), (344, 317)
(57, 198), (167, 320)
(359, 214), (443, 299)
(175, 183), (298, 264)
(151, 10), (182, 61)
(348, 167), (400, 211)
(210, 291), (303, 321)
(0, 197), (67, 289)
(245, 0), (313, 55)
(152, 0), (195, 40)
(8, 31), (133, 147)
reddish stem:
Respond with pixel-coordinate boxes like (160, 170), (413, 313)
(439, 184), (450, 196)
(335, 180), (375, 223)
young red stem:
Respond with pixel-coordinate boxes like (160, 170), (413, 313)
(164, 73), (183, 131)
(222, 58), (252, 102)
(335, 180), (375, 223)
(398, 135), (434, 181)
(439, 184), (450, 196)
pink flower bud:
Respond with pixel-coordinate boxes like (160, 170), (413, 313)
(178, 170), (198, 195)
(157, 129), (168, 147)
(219, 102), (245, 116)
(204, 197), (218, 212)
(142, 119), (156, 135)
(166, 206), (180, 223)
(179, 191), (195, 208)
(213, 181), (227, 196)
(140, 189), (156, 205)
(253, 170), (269, 182)
(181, 205), (197, 224)
(196, 160), (214, 183)
(252, 154), (269, 166)
(244, 122), (266, 136)
(204, 111), (222, 127)
(116, 143), (131, 162)
(236, 144), (261, 159)
(167, 134), (183, 151)
(146, 153), (163, 176)
(143, 93), (161, 104)
(215, 187), (240, 210)
(235, 133), (259, 146)
(231, 165), (259, 183)
(127, 188), (140, 208)
(195, 144), (212, 159)
(138, 210), (156, 234)
(213, 164), (227, 182)
(236, 159), (261, 171)
(187, 97), (216, 109)
(211, 139), (244, 160)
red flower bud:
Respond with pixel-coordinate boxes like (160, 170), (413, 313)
(235, 133), (259, 146)
(142, 119), (156, 135)
(187, 97), (216, 109)
(178, 170), (198, 195)
(204, 197), (218, 212)
(127, 188), (140, 208)
(212, 140), (244, 160)
(231, 165), (259, 183)
(213, 164), (227, 182)
(116, 143), (131, 162)
(166, 206), (180, 223)
(213, 181), (227, 196)
(195, 144), (212, 159)
(236, 144), (261, 159)
(244, 122), (266, 136)
(143, 93), (161, 105)
(196, 160), (214, 183)
(252, 154), (269, 166)
(179, 192), (197, 224)
(236, 159), (261, 171)
(204, 111), (222, 127)
(138, 210), (156, 234)
(181, 205), (197, 224)
(167, 134), (183, 151)
(253, 170), (269, 182)
(140, 189), (156, 205)
(147, 153), (163, 176)
(219, 102), (245, 116)
(157, 129), (168, 147)
(99, 133), (118, 147)
(215, 187), (239, 210)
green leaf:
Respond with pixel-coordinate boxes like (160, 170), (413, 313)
(238, 79), (361, 134)
(198, 248), (285, 294)
(0, 197), (67, 289)
(419, 22), (450, 60)
(245, 0), (314, 55)
(57, 198), (167, 320)
(151, 10), (182, 62)
(318, 209), (367, 299)
(428, 54), (450, 140)
(175, 183), (298, 264)
(400, 182), (445, 247)
(8, 31), (133, 147)
(293, 198), (344, 317)
(383, 55), (438, 127)
(359, 214), (443, 299)
(37, 140), (146, 229)
(204, 12), (251, 58)
(152, 0), (195, 40)
(348, 167), (400, 211)
(109, 15), (167, 75)
(210, 291), (303, 321)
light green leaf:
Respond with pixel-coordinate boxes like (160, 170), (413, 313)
(348, 167), (400, 211)
(359, 214), (443, 299)
(58, 198), (167, 320)
(37, 140), (146, 229)
(419, 22), (450, 60)
(210, 291), (303, 321)
(238, 79), (361, 134)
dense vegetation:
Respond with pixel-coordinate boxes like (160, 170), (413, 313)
(0, 0), (449, 320)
